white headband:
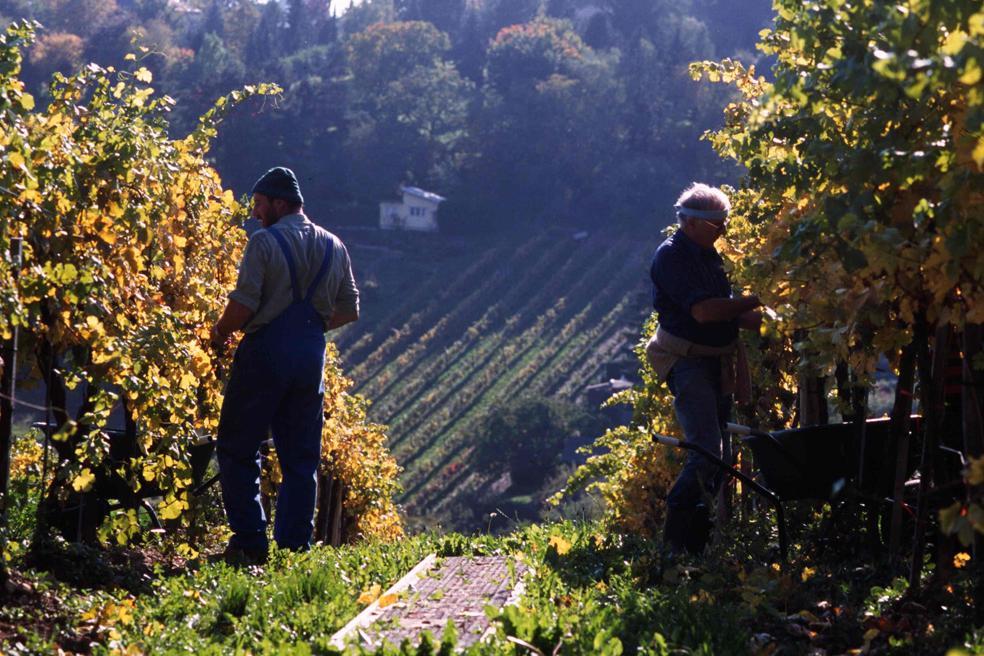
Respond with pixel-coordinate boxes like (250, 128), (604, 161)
(674, 204), (729, 221)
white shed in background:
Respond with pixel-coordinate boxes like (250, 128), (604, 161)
(379, 186), (445, 232)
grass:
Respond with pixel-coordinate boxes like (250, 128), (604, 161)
(4, 513), (979, 654)
(2, 438), (980, 656)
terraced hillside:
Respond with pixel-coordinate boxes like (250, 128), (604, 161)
(332, 227), (650, 530)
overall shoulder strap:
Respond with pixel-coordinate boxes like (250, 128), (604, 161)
(266, 226), (301, 302)
(304, 236), (335, 303)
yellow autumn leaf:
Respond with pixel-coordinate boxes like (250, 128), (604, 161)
(548, 535), (571, 555)
(91, 347), (118, 365)
(8, 151), (26, 170)
(801, 566), (816, 582)
(19, 92), (34, 110)
(18, 188), (40, 203)
(134, 67), (153, 83)
(86, 316), (104, 335)
(98, 225), (117, 245)
(357, 583), (381, 605)
(158, 495), (188, 520)
(126, 246), (146, 272)
(960, 59), (982, 86)
(115, 599), (135, 625)
(941, 30), (969, 56)
(173, 235), (187, 248)
(72, 467), (96, 492)
(953, 552), (971, 569)
(378, 593), (399, 608)
(970, 137), (984, 170)
(176, 543), (199, 559)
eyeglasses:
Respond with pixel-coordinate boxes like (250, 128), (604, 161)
(695, 218), (728, 230)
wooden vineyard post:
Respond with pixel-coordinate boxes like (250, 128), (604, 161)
(964, 325), (983, 459)
(0, 238), (22, 532)
(314, 472), (348, 547)
(798, 374), (827, 427)
(888, 344), (916, 564)
(0, 239), (22, 589)
(909, 320), (948, 590)
(961, 323), (984, 612)
(314, 472), (333, 544)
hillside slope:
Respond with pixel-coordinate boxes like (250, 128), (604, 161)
(332, 227), (651, 530)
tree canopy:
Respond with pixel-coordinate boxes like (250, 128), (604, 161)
(1, 0), (774, 231)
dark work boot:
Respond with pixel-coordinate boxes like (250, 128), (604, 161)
(685, 504), (713, 555)
(220, 544), (268, 567)
(663, 507), (690, 557)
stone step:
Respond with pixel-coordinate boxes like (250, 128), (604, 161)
(330, 554), (528, 651)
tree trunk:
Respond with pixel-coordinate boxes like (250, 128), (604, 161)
(34, 334), (71, 461)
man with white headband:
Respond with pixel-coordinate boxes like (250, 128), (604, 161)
(647, 182), (762, 556)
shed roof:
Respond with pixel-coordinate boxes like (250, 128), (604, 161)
(400, 186), (446, 203)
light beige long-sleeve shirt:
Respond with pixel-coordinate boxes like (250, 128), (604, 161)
(229, 213), (359, 333)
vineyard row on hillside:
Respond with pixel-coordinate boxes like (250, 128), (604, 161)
(337, 233), (649, 524)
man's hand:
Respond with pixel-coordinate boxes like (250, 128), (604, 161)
(327, 309), (358, 330)
(738, 309), (763, 331)
(210, 299), (254, 351)
(691, 294), (762, 324)
(209, 324), (229, 351)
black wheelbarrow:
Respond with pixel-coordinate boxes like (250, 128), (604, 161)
(34, 423), (217, 542)
(651, 416), (923, 565)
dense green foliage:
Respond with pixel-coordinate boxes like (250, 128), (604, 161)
(475, 395), (599, 487)
(0, 0), (773, 230)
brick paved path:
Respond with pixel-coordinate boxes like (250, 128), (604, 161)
(330, 554), (528, 651)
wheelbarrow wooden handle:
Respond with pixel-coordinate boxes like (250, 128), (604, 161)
(651, 434), (681, 448)
(650, 430), (789, 567)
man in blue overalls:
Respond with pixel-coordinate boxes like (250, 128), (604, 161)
(210, 167), (359, 565)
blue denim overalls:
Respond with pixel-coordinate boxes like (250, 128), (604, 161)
(217, 225), (333, 552)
